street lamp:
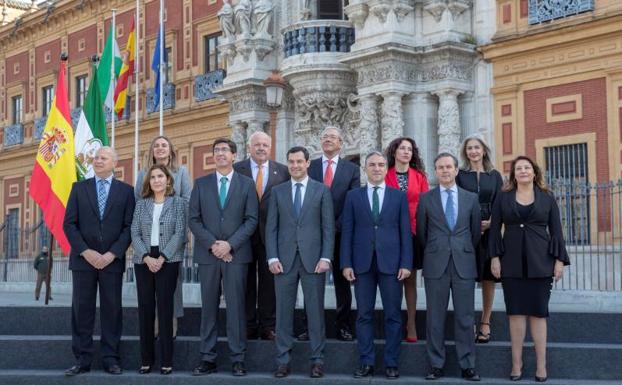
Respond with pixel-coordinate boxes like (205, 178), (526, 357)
(263, 70), (286, 108)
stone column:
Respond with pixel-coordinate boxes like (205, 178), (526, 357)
(246, 119), (267, 137)
(230, 121), (247, 161)
(380, 92), (405, 151)
(358, 93), (380, 184)
(433, 88), (463, 156)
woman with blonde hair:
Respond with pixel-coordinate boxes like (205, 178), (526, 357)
(456, 134), (503, 343)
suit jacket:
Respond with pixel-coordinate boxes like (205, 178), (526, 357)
(416, 186), (481, 279)
(233, 159), (289, 243)
(309, 157), (360, 231)
(63, 178), (135, 273)
(131, 196), (188, 264)
(340, 186), (413, 275)
(189, 171), (258, 264)
(265, 178), (335, 274)
(489, 187), (570, 278)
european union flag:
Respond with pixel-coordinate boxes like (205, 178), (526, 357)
(151, 26), (167, 109)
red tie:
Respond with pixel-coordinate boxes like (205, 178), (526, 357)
(324, 159), (334, 187)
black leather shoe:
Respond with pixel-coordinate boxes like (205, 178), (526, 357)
(160, 367), (173, 375)
(462, 368), (481, 381)
(138, 366), (151, 374)
(425, 367), (444, 380)
(297, 331), (309, 341)
(385, 367), (399, 379)
(192, 361), (217, 376)
(65, 365), (90, 376)
(104, 364), (122, 375)
(232, 362), (247, 376)
(310, 363), (324, 378)
(274, 365), (290, 378)
(337, 328), (354, 341)
(353, 364), (374, 378)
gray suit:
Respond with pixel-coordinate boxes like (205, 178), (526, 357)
(416, 186), (480, 370)
(265, 178), (334, 365)
(189, 171), (258, 364)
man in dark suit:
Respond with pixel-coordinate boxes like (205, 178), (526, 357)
(416, 152), (481, 382)
(189, 138), (258, 377)
(341, 151), (413, 379)
(306, 125), (359, 341)
(63, 146), (135, 376)
(266, 146), (334, 378)
(233, 131), (289, 341)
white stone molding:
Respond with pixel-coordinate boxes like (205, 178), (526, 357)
(344, 2), (369, 29)
(433, 88), (463, 156)
(380, 92), (405, 151)
(230, 121), (248, 161)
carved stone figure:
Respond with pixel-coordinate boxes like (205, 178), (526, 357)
(218, 0), (236, 41)
(300, 0), (312, 20)
(435, 89), (462, 155)
(381, 92), (405, 151)
(234, 0), (252, 38)
(253, 0), (273, 39)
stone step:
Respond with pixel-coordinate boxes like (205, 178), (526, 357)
(0, 337), (620, 380)
(1, 306), (620, 344)
(0, 370), (619, 385)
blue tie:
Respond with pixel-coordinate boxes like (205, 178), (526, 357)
(98, 179), (109, 219)
(219, 177), (228, 208)
(294, 183), (302, 218)
(445, 188), (456, 230)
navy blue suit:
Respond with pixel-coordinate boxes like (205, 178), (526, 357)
(340, 186), (413, 367)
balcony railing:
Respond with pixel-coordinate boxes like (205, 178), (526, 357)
(528, 0), (594, 25)
(34, 117), (47, 141)
(147, 83), (176, 113)
(282, 20), (355, 58)
(4, 123), (24, 147)
(194, 69), (226, 103)
(104, 96), (131, 122)
(71, 108), (82, 129)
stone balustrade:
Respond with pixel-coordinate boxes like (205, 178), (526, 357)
(282, 20), (355, 58)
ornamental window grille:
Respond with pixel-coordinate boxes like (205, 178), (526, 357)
(528, 0), (595, 25)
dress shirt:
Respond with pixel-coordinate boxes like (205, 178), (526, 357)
(95, 173), (113, 196)
(216, 169), (235, 198)
(321, 155), (339, 177)
(366, 182), (386, 214)
(440, 183), (459, 213)
(250, 158), (269, 193)
(150, 202), (164, 247)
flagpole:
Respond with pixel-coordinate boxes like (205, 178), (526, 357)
(134, 1), (140, 183)
(111, 9), (117, 148)
(159, 0), (164, 136)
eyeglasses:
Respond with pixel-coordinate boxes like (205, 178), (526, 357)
(213, 147), (232, 154)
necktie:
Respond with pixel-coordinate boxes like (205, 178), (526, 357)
(372, 186), (380, 221)
(97, 179), (109, 219)
(219, 176), (228, 208)
(294, 183), (302, 218)
(445, 189), (456, 230)
(324, 159), (333, 187)
(255, 165), (264, 200)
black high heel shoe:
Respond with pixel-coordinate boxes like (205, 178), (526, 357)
(535, 375), (547, 382)
(138, 366), (151, 374)
(160, 367), (173, 375)
(510, 365), (523, 381)
(475, 321), (491, 343)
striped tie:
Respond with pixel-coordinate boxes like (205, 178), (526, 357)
(98, 179), (109, 219)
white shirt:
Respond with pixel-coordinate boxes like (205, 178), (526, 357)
(250, 158), (269, 194)
(367, 182), (386, 214)
(216, 169), (235, 198)
(321, 155), (339, 179)
(440, 183), (459, 213)
(150, 202), (164, 247)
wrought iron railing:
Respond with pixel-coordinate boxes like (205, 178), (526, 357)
(3, 123), (24, 147)
(70, 108), (82, 128)
(146, 83), (176, 113)
(34, 117), (47, 141)
(282, 20), (355, 58)
(194, 69), (226, 102)
(528, 0), (594, 25)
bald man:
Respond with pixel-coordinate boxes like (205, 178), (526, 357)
(234, 131), (289, 340)
(63, 147), (135, 376)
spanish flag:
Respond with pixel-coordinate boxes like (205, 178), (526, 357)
(114, 19), (136, 117)
(29, 58), (76, 255)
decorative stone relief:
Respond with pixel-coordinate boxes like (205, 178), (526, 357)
(234, 0), (252, 38)
(369, 2), (391, 23)
(447, 0), (471, 19)
(300, 0), (312, 20)
(227, 86), (268, 115)
(344, 2), (369, 29)
(421, 63), (472, 82)
(356, 61), (418, 88)
(349, 93), (380, 181)
(433, 89), (463, 155)
(394, 1), (415, 22)
(380, 92), (405, 151)
(423, 0), (447, 22)
(247, 120), (267, 138)
(253, 0), (273, 39)
(230, 121), (247, 161)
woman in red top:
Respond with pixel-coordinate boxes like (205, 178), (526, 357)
(385, 137), (429, 342)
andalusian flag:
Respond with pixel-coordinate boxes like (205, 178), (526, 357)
(98, 27), (122, 111)
(29, 58), (76, 255)
(74, 62), (109, 180)
(114, 19), (136, 118)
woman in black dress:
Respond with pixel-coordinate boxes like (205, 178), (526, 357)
(489, 156), (569, 382)
(456, 134), (503, 343)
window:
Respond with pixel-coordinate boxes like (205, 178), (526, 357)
(204, 34), (222, 73)
(75, 75), (88, 108)
(12, 96), (23, 124)
(317, 0), (348, 19)
(42, 86), (54, 116)
(7, 208), (19, 259)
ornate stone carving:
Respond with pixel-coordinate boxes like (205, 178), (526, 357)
(433, 89), (463, 155)
(380, 92), (405, 151)
(218, 0), (235, 42)
(423, 0), (446, 22)
(247, 120), (267, 138)
(356, 61), (418, 87)
(234, 0), (252, 38)
(394, 1), (414, 22)
(253, 0), (273, 39)
(230, 121), (247, 161)
(370, 2), (391, 23)
(227, 86), (268, 115)
(421, 63), (472, 82)
(447, 0), (471, 19)
(344, 3), (369, 29)
(235, 38), (253, 61)
(351, 93), (380, 181)
(300, 0), (312, 20)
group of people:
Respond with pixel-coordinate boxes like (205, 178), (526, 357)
(61, 125), (569, 383)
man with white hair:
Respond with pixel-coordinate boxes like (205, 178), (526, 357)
(63, 146), (135, 376)
(234, 131), (289, 341)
